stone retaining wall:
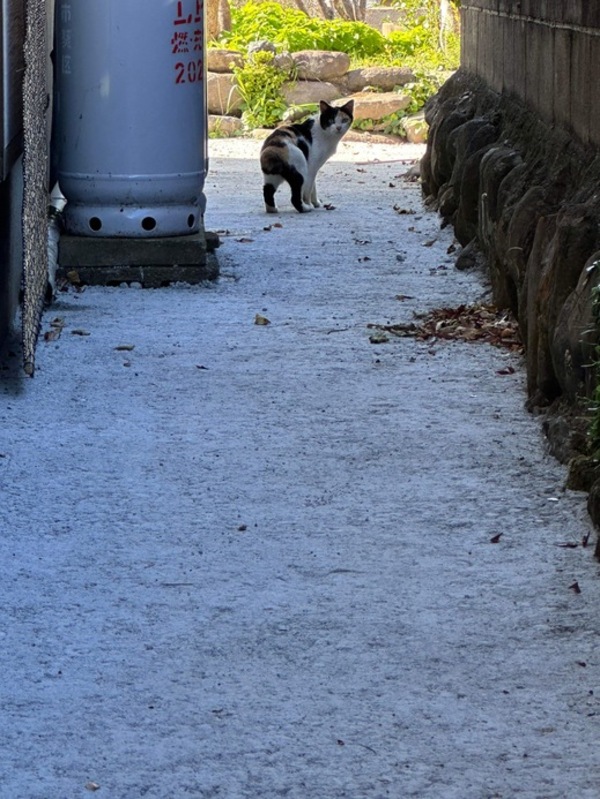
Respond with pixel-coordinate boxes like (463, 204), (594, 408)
(421, 68), (600, 540)
(206, 48), (426, 141)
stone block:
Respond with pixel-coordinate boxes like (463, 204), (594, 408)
(207, 72), (243, 116)
(345, 66), (415, 93)
(206, 48), (244, 73)
(340, 91), (411, 121)
(208, 114), (244, 137)
(291, 50), (350, 81)
(282, 81), (341, 106)
(402, 112), (428, 144)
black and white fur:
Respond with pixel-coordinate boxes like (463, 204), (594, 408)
(260, 100), (354, 214)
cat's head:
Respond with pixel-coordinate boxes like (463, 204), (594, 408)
(318, 100), (354, 137)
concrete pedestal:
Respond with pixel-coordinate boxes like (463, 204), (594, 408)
(57, 228), (220, 288)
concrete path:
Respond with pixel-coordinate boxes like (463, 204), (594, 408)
(1, 137), (599, 798)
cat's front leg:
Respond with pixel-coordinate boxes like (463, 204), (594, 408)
(309, 180), (321, 208)
(302, 180), (319, 210)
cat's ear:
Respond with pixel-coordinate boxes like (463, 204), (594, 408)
(341, 100), (354, 117)
(319, 100), (332, 114)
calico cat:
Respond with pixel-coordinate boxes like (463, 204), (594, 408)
(260, 100), (354, 214)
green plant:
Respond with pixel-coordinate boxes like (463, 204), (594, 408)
(219, 1), (387, 58)
(404, 70), (445, 111)
(233, 50), (290, 128)
(216, 0), (460, 131)
(352, 112), (406, 137)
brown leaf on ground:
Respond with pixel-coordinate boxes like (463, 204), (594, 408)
(254, 314), (271, 326)
(367, 303), (523, 353)
(582, 531), (591, 548)
(369, 331), (389, 344)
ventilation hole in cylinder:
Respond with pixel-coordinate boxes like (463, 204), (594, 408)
(187, 214), (195, 228)
(141, 216), (157, 232)
(89, 217), (102, 232)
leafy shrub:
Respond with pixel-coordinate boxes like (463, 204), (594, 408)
(232, 50), (290, 128)
(219, 2), (387, 58)
(386, 26), (431, 58)
(215, 0), (460, 132)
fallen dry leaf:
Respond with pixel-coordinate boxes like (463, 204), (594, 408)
(369, 331), (389, 344)
(85, 783), (100, 792)
(254, 314), (271, 326)
(44, 329), (61, 342)
(490, 533), (503, 543)
(569, 581), (582, 594)
(367, 303), (523, 353)
(114, 344), (135, 351)
(71, 329), (91, 337)
(582, 531), (591, 548)
(236, 237), (254, 243)
(324, 204), (336, 211)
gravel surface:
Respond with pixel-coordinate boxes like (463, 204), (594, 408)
(1, 136), (599, 799)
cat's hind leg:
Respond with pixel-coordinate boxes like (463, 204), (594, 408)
(263, 175), (284, 214)
(286, 167), (312, 213)
(286, 151), (313, 213)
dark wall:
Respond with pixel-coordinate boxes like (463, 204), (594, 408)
(461, 1), (600, 147)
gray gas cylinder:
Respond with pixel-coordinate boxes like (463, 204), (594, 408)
(54, 0), (207, 237)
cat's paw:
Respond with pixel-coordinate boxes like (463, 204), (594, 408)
(301, 202), (313, 212)
(265, 204), (279, 214)
(312, 199), (322, 208)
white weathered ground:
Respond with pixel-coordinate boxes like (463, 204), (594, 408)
(1, 136), (599, 798)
